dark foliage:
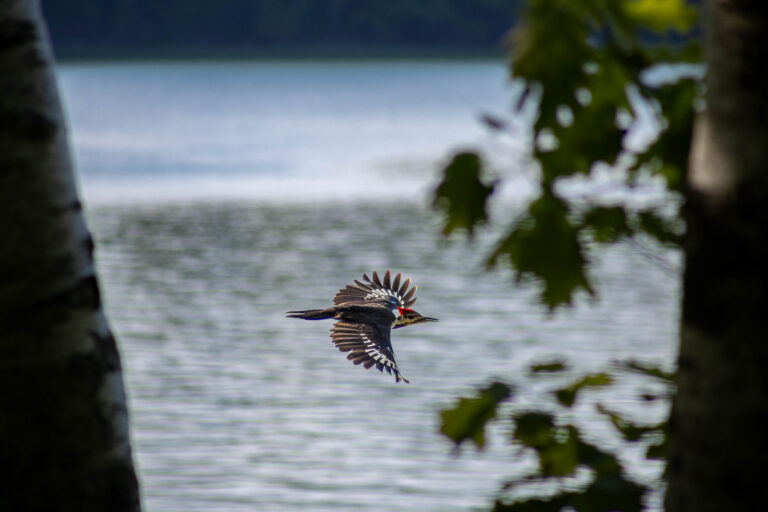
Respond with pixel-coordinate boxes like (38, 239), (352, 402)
(433, 152), (497, 238)
(433, 0), (699, 309)
(434, 1), (701, 510)
(441, 359), (674, 511)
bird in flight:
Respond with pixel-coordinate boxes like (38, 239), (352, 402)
(287, 270), (437, 383)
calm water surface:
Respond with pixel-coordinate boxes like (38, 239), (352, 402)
(58, 61), (679, 512)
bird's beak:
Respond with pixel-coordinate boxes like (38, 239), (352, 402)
(421, 316), (439, 323)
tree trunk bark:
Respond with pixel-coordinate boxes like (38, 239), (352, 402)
(0, 1), (141, 510)
(666, 1), (768, 510)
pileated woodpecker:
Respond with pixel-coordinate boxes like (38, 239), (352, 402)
(287, 270), (437, 383)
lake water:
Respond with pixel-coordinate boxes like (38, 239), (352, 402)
(58, 61), (679, 511)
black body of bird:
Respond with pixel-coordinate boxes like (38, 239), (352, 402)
(287, 270), (437, 383)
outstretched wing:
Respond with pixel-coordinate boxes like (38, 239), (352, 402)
(333, 270), (417, 309)
(330, 321), (409, 383)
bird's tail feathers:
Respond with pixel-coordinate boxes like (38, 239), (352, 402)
(286, 308), (336, 320)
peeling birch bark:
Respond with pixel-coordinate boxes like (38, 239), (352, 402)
(0, 1), (141, 510)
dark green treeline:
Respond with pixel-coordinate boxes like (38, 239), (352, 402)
(42, 0), (521, 58)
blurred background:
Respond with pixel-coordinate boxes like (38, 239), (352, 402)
(45, 1), (679, 511)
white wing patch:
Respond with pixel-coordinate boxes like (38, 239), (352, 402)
(329, 321), (409, 383)
(333, 270), (418, 309)
(362, 333), (397, 370)
(364, 288), (399, 301)
(364, 288), (405, 309)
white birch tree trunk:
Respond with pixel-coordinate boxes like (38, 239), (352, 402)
(0, 1), (141, 509)
(666, 1), (768, 510)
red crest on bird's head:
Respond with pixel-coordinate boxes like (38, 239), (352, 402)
(396, 307), (413, 316)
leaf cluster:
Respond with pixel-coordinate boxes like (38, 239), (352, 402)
(432, 0), (700, 309)
(440, 381), (512, 450)
(433, 152), (497, 238)
(439, 358), (674, 511)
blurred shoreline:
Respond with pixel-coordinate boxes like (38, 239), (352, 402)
(54, 45), (505, 63)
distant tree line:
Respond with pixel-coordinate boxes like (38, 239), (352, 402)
(42, 0), (521, 58)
